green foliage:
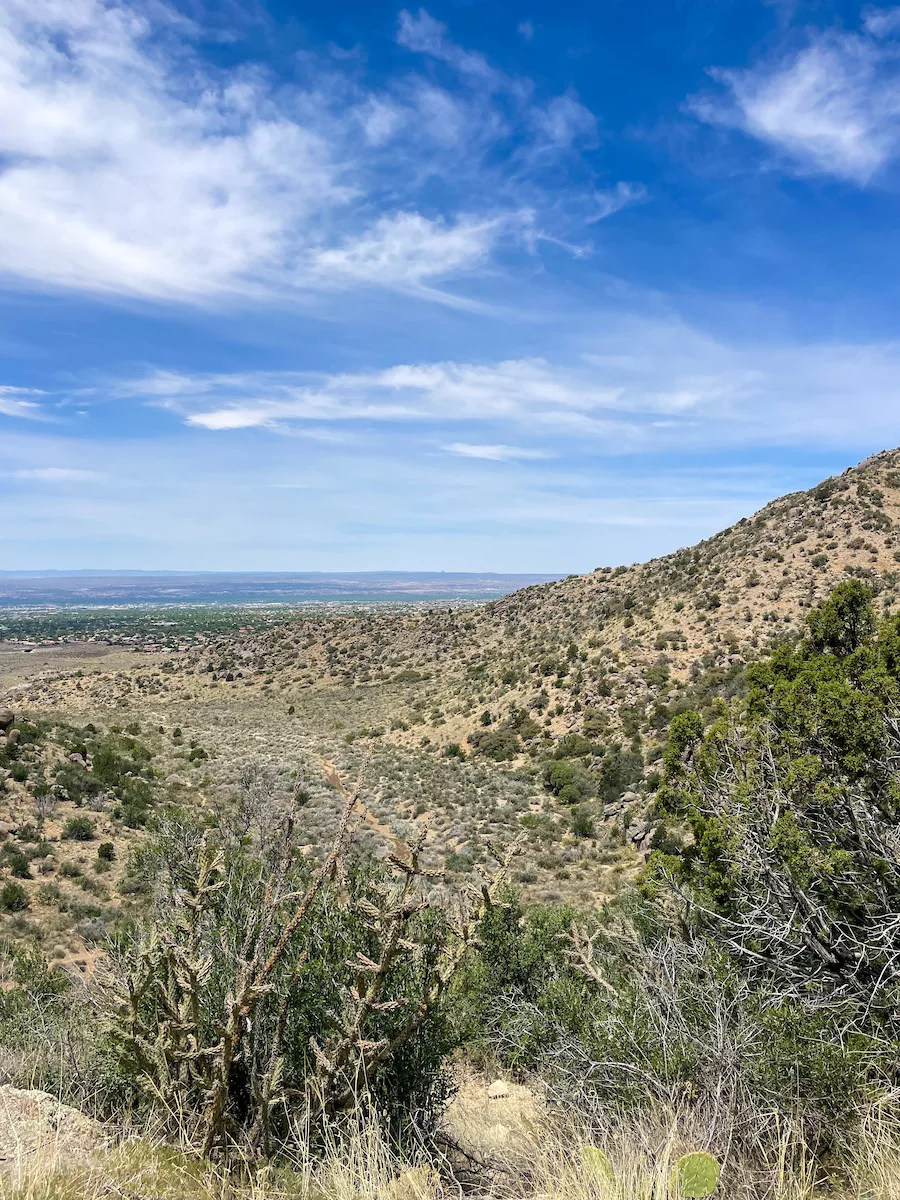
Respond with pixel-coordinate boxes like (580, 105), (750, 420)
(582, 709), (610, 738)
(543, 758), (593, 803)
(596, 748), (643, 803)
(0, 882), (28, 911)
(470, 727), (521, 761)
(3, 846), (31, 878)
(673, 1152), (720, 1198)
(649, 582), (900, 1110)
(581, 1144), (612, 1179)
(805, 578), (875, 655)
(454, 891), (578, 1068)
(105, 808), (515, 1158)
(553, 733), (594, 759)
(63, 816), (96, 841)
(571, 804), (594, 839)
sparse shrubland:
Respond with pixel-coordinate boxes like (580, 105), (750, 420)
(6, 578), (900, 1198)
(11, 453), (900, 1195)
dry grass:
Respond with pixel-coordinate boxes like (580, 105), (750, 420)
(5, 1082), (900, 1200)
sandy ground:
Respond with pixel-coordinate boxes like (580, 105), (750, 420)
(0, 645), (147, 701)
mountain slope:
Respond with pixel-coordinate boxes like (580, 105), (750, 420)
(20, 448), (900, 767)
(172, 447), (900, 753)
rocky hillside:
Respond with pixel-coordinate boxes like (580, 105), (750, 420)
(5, 447), (900, 949)
(16, 448), (900, 770)
(158, 449), (900, 749)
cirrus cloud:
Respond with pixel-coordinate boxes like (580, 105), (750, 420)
(14, 468), (105, 481)
(690, 23), (900, 182)
(442, 443), (552, 460)
(0, 386), (45, 419)
(0, 0), (635, 307)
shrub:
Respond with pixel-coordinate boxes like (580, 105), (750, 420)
(104, 795), (517, 1158)
(553, 733), (593, 759)
(63, 817), (95, 841)
(97, 842), (116, 862)
(470, 728), (521, 761)
(544, 759), (594, 804)
(571, 805), (595, 839)
(4, 850), (31, 879)
(0, 882), (28, 912)
(650, 582), (900, 1120)
(597, 749), (643, 803)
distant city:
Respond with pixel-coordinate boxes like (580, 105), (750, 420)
(0, 571), (562, 608)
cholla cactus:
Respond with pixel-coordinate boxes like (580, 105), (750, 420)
(107, 765), (518, 1162)
(672, 1151), (720, 1197)
(108, 783), (359, 1158)
(108, 832), (224, 1112)
(310, 830), (519, 1116)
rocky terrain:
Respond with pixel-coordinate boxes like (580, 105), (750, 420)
(4, 448), (900, 959)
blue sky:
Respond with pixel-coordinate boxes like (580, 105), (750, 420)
(2, 0), (900, 571)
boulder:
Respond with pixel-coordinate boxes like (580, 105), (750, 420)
(626, 819), (648, 844)
(0, 712), (14, 733)
(0, 1086), (106, 1179)
(5, 729), (19, 747)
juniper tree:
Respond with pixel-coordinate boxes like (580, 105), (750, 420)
(656, 580), (900, 1025)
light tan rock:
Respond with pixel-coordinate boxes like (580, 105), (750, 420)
(0, 1086), (106, 1178)
(487, 1079), (510, 1100)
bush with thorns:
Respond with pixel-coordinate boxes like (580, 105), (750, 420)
(104, 771), (518, 1160)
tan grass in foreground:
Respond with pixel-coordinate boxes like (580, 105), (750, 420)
(4, 1092), (900, 1200)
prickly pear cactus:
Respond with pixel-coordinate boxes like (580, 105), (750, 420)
(581, 1144), (613, 1179)
(672, 1151), (720, 1197)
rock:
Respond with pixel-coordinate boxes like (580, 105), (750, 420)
(620, 790), (641, 804)
(487, 1079), (510, 1100)
(5, 729), (19, 747)
(0, 712), (13, 733)
(626, 819), (648, 844)
(0, 1086), (106, 1179)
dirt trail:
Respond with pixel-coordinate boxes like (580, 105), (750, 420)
(318, 756), (406, 851)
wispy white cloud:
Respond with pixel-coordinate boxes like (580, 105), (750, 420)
(0, 0), (349, 302)
(136, 357), (627, 431)
(127, 318), (900, 452)
(397, 9), (499, 83)
(864, 7), (900, 38)
(0, 1), (627, 306)
(443, 442), (551, 460)
(308, 212), (514, 303)
(588, 182), (647, 223)
(0, 386), (45, 419)
(14, 467), (104, 482)
(691, 26), (900, 182)
(529, 92), (597, 149)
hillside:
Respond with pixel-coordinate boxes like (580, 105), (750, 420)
(5, 447), (900, 956)
(50, 445), (896, 757)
